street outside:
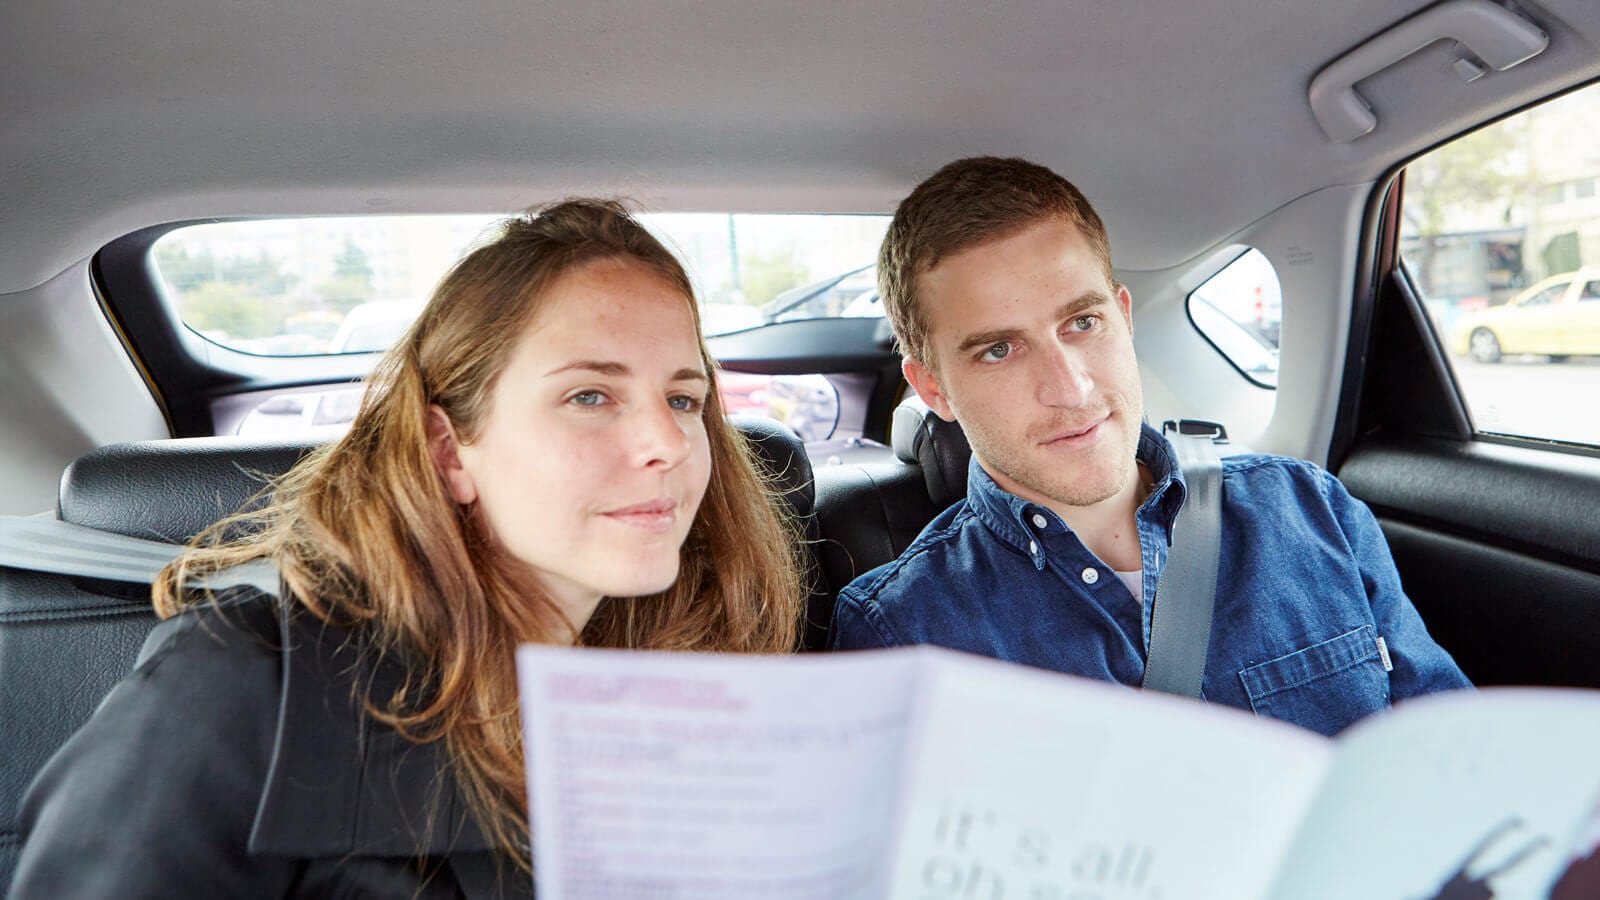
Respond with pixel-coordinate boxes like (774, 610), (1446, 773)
(1451, 354), (1600, 447)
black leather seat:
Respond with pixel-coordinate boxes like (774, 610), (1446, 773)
(0, 437), (317, 893)
(808, 395), (971, 646)
(0, 417), (813, 894)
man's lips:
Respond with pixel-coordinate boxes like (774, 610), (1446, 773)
(601, 499), (680, 532)
(1041, 414), (1109, 446)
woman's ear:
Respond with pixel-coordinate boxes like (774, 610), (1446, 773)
(426, 405), (478, 505)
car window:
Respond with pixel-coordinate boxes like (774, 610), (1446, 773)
(228, 372), (844, 444)
(1519, 284), (1565, 308)
(1186, 248), (1281, 388)
(1399, 82), (1600, 448)
(151, 214), (890, 354)
(153, 214), (889, 446)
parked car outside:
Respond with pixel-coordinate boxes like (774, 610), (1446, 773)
(716, 370), (773, 415)
(328, 300), (426, 354)
(1452, 268), (1600, 363)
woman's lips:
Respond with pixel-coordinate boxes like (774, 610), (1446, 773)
(601, 499), (679, 532)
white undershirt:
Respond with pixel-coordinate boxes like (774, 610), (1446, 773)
(1114, 568), (1143, 602)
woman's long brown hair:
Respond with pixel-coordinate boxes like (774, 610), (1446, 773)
(153, 199), (805, 867)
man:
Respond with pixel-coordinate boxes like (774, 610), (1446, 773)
(830, 156), (1469, 735)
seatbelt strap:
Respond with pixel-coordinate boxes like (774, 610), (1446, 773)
(1141, 420), (1227, 699)
(0, 514), (281, 594)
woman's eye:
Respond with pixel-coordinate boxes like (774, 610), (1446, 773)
(668, 394), (705, 413)
(982, 342), (1012, 361)
(568, 390), (608, 407)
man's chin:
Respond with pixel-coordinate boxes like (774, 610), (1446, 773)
(1018, 451), (1138, 510)
(1041, 477), (1127, 510)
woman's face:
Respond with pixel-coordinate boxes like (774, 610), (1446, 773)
(430, 257), (712, 631)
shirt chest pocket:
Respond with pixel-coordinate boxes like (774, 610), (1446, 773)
(1238, 625), (1391, 737)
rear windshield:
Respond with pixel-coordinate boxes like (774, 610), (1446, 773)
(151, 213), (891, 356)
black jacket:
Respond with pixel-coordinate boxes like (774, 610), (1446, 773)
(10, 590), (532, 898)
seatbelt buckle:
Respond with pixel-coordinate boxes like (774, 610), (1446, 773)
(1162, 419), (1229, 444)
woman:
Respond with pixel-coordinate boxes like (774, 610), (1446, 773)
(11, 199), (805, 897)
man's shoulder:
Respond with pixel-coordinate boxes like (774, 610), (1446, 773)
(1220, 448), (1323, 476)
(837, 501), (986, 606)
(1213, 450), (1371, 535)
(1220, 450), (1340, 494)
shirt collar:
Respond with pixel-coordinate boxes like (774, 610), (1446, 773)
(964, 421), (1190, 561)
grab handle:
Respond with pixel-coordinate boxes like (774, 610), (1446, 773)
(1309, 0), (1547, 142)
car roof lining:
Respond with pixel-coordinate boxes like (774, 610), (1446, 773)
(6, 0), (1600, 295)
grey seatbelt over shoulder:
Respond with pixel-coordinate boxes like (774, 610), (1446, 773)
(0, 514), (281, 595)
(1141, 420), (1227, 700)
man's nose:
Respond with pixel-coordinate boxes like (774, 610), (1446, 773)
(1035, 342), (1095, 408)
(632, 399), (694, 469)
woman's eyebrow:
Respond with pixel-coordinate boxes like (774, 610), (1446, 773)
(545, 361), (709, 384)
(546, 360), (630, 377)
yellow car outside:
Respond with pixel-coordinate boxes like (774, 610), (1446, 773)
(1452, 268), (1600, 363)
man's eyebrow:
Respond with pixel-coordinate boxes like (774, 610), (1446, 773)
(953, 290), (1112, 354)
(956, 327), (1026, 355)
(546, 360), (709, 383)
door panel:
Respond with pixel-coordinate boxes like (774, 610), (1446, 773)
(1339, 433), (1600, 687)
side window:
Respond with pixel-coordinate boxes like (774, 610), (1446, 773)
(1186, 248), (1282, 388)
(1399, 83), (1600, 448)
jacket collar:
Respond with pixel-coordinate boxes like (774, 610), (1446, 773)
(247, 598), (499, 859)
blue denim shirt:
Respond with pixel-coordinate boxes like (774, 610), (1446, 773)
(830, 423), (1471, 736)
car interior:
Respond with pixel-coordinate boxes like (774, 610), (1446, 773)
(5, 0), (1600, 891)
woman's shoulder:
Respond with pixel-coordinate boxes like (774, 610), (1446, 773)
(11, 589), (300, 897)
(129, 584), (491, 857)
(129, 585), (284, 693)
(143, 584), (360, 673)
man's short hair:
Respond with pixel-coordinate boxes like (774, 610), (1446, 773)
(878, 156), (1114, 366)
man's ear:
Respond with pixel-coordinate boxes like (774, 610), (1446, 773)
(1116, 283), (1134, 333)
(426, 405), (478, 505)
(902, 356), (957, 423)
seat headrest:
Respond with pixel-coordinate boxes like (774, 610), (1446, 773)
(58, 418), (815, 545)
(728, 415), (815, 519)
(58, 437), (318, 542)
(889, 394), (972, 510)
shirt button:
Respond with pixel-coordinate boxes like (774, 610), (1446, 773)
(1031, 513), (1048, 529)
(1081, 567), (1100, 585)
(1028, 540), (1038, 555)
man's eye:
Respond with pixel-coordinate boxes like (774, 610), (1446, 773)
(983, 342), (1012, 361)
(1070, 315), (1097, 332)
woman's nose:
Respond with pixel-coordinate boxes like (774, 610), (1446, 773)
(632, 399), (694, 469)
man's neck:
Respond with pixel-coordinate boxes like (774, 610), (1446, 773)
(1048, 460), (1151, 572)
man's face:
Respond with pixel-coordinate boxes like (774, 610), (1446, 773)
(904, 218), (1144, 512)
